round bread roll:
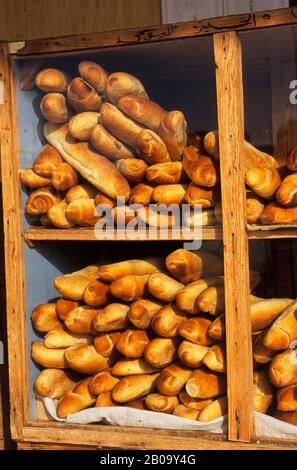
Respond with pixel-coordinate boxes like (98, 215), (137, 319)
(78, 61), (108, 95)
(40, 92), (71, 123)
(185, 183), (218, 209)
(68, 112), (101, 140)
(36, 68), (71, 93)
(110, 274), (149, 303)
(116, 329), (150, 358)
(245, 168), (281, 199)
(145, 394), (179, 414)
(65, 345), (114, 375)
(67, 77), (102, 112)
(33, 144), (63, 177)
(105, 72), (148, 105)
(25, 188), (61, 216)
(34, 368), (80, 399)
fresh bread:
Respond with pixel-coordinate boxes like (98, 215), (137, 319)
(156, 362), (192, 396)
(118, 94), (166, 132)
(112, 206), (136, 226)
(185, 184), (218, 209)
(196, 285), (225, 316)
(183, 146), (218, 187)
(173, 405), (200, 420)
(40, 92), (71, 123)
(178, 317), (215, 346)
(78, 61), (108, 95)
(65, 183), (98, 203)
(92, 303), (130, 332)
(276, 384), (297, 411)
(56, 377), (96, 418)
(253, 332), (275, 364)
(128, 299), (162, 329)
(276, 173), (297, 206)
(106, 72), (148, 105)
(245, 168), (281, 199)
(274, 410), (297, 426)
(185, 367), (227, 398)
(97, 258), (161, 283)
(31, 303), (61, 333)
(144, 338), (179, 368)
(246, 192), (265, 223)
(90, 124), (134, 161)
(145, 162), (184, 185)
(65, 345), (114, 374)
(152, 184), (187, 205)
(34, 368), (80, 399)
(203, 131), (220, 160)
(165, 249), (224, 284)
(198, 396), (228, 422)
(100, 102), (143, 149)
(112, 373), (159, 403)
(67, 77), (102, 112)
(250, 298), (293, 332)
(31, 342), (68, 369)
(94, 332), (122, 357)
(179, 391), (212, 411)
(183, 208), (216, 228)
(96, 391), (118, 407)
(115, 158), (147, 185)
(44, 326), (92, 349)
(51, 162), (79, 190)
(112, 358), (158, 376)
(116, 329), (150, 358)
(253, 370), (274, 413)
(66, 198), (100, 226)
(68, 112), (101, 141)
(136, 129), (170, 164)
(151, 304), (188, 338)
(129, 183), (154, 205)
(83, 280), (111, 307)
(269, 348), (297, 387)
(33, 144), (63, 177)
(176, 277), (224, 314)
(88, 370), (119, 395)
(136, 205), (180, 229)
(147, 273), (184, 302)
(54, 264), (100, 301)
(145, 394), (179, 414)
(47, 200), (75, 228)
(208, 314), (225, 340)
(287, 147), (297, 171)
(260, 202), (297, 224)
(263, 300), (297, 351)
(56, 298), (80, 321)
(44, 122), (131, 201)
(94, 192), (116, 208)
(25, 187), (61, 215)
(41, 213), (55, 227)
(36, 68), (71, 93)
(202, 343), (226, 373)
(20, 168), (51, 188)
(65, 306), (99, 334)
(178, 341), (209, 368)
(159, 111), (187, 161)
(125, 398), (147, 410)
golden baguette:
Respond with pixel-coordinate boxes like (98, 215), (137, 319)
(118, 94), (166, 132)
(31, 303), (61, 333)
(198, 396), (228, 422)
(97, 258), (162, 283)
(253, 370), (274, 413)
(101, 102), (143, 149)
(151, 304), (188, 338)
(147, 273), (185, 302)
(78, 61), (108, 95)
(67, 77), (102, 112)
(105, 72), (148, 105)
(173, 405), (200, 420)
(20, 168), (51, 188)
(202, 344), (226, 373)
(276, 384), (297, 411)
(56, 298), (80, 321)
(68, 112), (101, 140)
(96, 391), (118, 407)
(65, 306), (98, 334)
(44, 326), (92, 349)
(54, 264), (101, 301)
(116, 329), (150, 358)
(83, 280), (111, 307)
(31, 342), (68, 369)
(159, 111), (187, 161)
(260, 202), (297, 224)
(129, 299), (162, 329)
(93, 303), (130, 332)
(112, 358), (158, 376)
(94, 332), (122, 357)
(250, 298), (293, 332)
(110, 275), (150, 302)
(179, 317), (215, 346)
(196, 285), (225, 316)
(33, 144), (63, 177)
(155, 362), (192, 396)
(176, 277), (224, 314)
(112, 373), (159, 403)
(178, 341), (209, 368)
(90, 124), (135, 161)
(145, 394), (179, 414)
(253, 331), (275, 364)
(65, 345), (114, 375)
(144, 338), (179, 369)
(185, 367), (227, 398)
(269, 348), (297, 387)
(36, 68), (71, 93)
(57, 377), (96, 418)
(136, 129), (170, 164)
(88, 370), (120, 395)
(34, 369), (80, 399)
(208, 314), (225, 341)
(179, 391), (212, 411)
(263, 299), (297, 350)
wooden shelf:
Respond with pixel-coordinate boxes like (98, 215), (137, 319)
(247, 227), (297, 239)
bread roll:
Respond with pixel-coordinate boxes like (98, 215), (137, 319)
(112, 373), (159, 403)
(250, 298), (293, 332)
(94, 192), (116, 208)
(47, 200), (74, 228)
(115, 158), (147, 185)
(56, 298), (80, 321)
(69, 112), (101, 140)
(253, 370), (274, 413)
(112, 358), (158, 376)
(173, 405), (200, 420)
(147, 273), (184, 302)
(90, 124), (134, 161)
(136, 205), (179, 229)
(65, 345), (113, 374)
(287, 147), (297, 171)
(100, 102), (143, 149)
(31, 303), (61, 333)
(144, 338), (179, 369)
(151, 304), (188, 338)
(96, 391), (118, 407)
(40, 92), (71, 123)
(159, 111), (187, 161)
(145, 394), (179, 413)
(78, 61), (108, 95)
(156, 362), (192, 396)
(129, 299), (162, 329)
(178, 341), (209, 368)
(185, 184), (218, 209)
(25, 187), (61, 215)
(179, 390), (212, 411)
(97, 258), (161, 283)
(208, 314), (225, 340)
(116, 329), (150, 358)
(165, 249), (224, 284)
(246, 191), (265, 224)
(31, 342), (68, 369)
(34, 368), (80, 399)
(202, 343), (226, 373)
(270, 348), (297, 387)
(196, 285), (225, 316)
(198, 396), (228, 422)
(260, 202), (297, 224)
(203, 131), (220, 160)
(54, 264), (100, 301)
(57, 377), (96, 418)
(274, 410), (297, 426)
(33, 144), (63, 177)
(112, 206), (136, 226)
(106, 72), (148, 105)
(66, 198), (100, 226)
(277, 384), (297, 411)
(263, 300), (297, 351)
(253, 332), (275, 364)
(44, 326), (92, 349)
(145, 162), (183, 185)
(65, 183), (97, 203)
(20, 168), (51, 188)
(44, 122), (131, 201)
(67, 77), (101, 112)
(125, 398), (147, 410)
(94, 332), (121, 357)
(185, 367), (227, 398)
(93, 303), (130, 332)
(65, 306), (98, 334)
(36, 68), (71, 93)
(183, 208), (216, 228)
(152, 184), (187, 206)
(83, 280), (111, 307)
(118, 94), (166, 132)
(245, 168), (281, 199)
(128, 183), (153, 206)
(179, 317), (215, 346)
(183, 146), (218, 187)
(89, 370), (119, 395)
(136, 129), (170, 164)
(277, 173), (297, 206)
(176, 277), (224, 314)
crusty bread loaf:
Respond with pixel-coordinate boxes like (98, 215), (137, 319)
(245, 168), (281, 199)
(112, 358), (158, 376)
(202, 343), (226, 373)
(94, 332), (122, 357)
(152, 184), (187, 205)
(68, 112), (101, 141)
(66, 183), (98, 203)
(147, 273), (184, 302)
(94, 191), (116, 208)
(67, 77), (102, 112)
(178, 317), (215, 346)
(44, 122), (131, 201)
(65, 345), (114, 374)
(118, 94), (166, 132)
(263, 300), (297, 351)
(88, 370), (120, 395)
(56, 298), (80, 321)
(54, 264), (100, 301)
(66, 198), (100, 226)
(144, 338), (179, 369)
(253, 331), (275, 364)
(208, 314), (225, 341)
(65, 306), (99, 334)
(20, 168), (51, 188)
(136, 129), (170, 164)
(179, 390), (212, 411)
(260, 202), (297, 224)
(136, 205), (179, 229)
(246, 191), (265, 223)
(178, 341), (209, 368)
(129, 183), (154, 205)
(95, 391), (118, 407)
(31, 342), (68, 369)
(33, 144), (63, 177)
(151, 304), (188, 338)
(287, 146), (297, 171)
(34, 368), (80, 399)
(112, 206), (136, 226)
(250, 298), (293, 332)
(145, 394), (179, 414)
(93, 303), (130, 332)
(185, 183), (218, 208)
(203, 131), (220, 160)
(145, 162), (184, 185)
(83, 280), (111, 307)
(115, 158), (147, 185)
(128, 299), (162, 329)
(56, 377), (96, 418)
(198, 396), (228, 422)
(276, 173), (297, 206)
(116, 329), (150, 358)
(196, 285), (225, 316)
(100, 102), (143, 149)
(47, 200), (75, 228)
(40, 93), (71, 123)
(165, 249), (224, 284)
(253, 370), (274, 413)
(269, 348), (297, 387)
(25, 187), (61, 215)
(90, 124), (134, 161)
(44, 326), (92, 349)
(156, 362), (192, 396)
(183, 208), (217, 228)
(183, 145), (218, 187)
(97, 258), (161, 283)
(78, 61), (108, 95)
(112, 373), (159, 403)
(36, 68), (71, 93)
(159, 111), (187, 161)
(276, 384), (297, 411)
(125, 398), (147, 410)
(31, 303), (61, 333)
(173, 405), (200, 420)
(176, 277), (224, 314)
(185, 367), (227, 398)
(106, 72), (148, 105)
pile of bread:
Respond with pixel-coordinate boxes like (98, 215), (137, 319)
(19, 63), (224, 229)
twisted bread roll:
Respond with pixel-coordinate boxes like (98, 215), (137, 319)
(36, 68), (71, 93)
(90, 124), (134, 161)
(93, 303), (130, 332)
(246, 192), (265, 223)
(202, 343), (226, 373)
(44, 326), (92, 349)
(176, 277), (224, 314)
(56, 298), (80, 321)
(136, 129), (170, 164)
(178, 317), (215, 346)
(64, 306), (98, 334)
(183, 146), (218, 187)
(263, 300), (297, 351)
(20, 168), (51, 188)
(54, 264), (100, 301)
(118, 94), (166, 132)
(31, 342), (68, 369)
(66, 198), (100, 226)
(144, 338), (179, 368)
(185, 184), (218, 208)
(31, 303), (61, 333)
(78, 61), (108, 95)
(97, 258), (161, 283)
(145, 162), (184, 185)
(67, 77), (102, 112)
(112, 358), (158, 376)
(112, 373), (159, 403)
(65, 345), (114, 374)
(151, 304), (188, 338)
(178, 341), (209, 368)
(159, 111), (187, 161)
(156, 362), (192, 396)
(57, 377), (96, 418)
(208, 314), (225, 341)
(116, 329), (150, 358)
(245, 168), (281, 199)
(94, 332), (122, 357)
(260, 202), (297, 224)
(276, 174), (297, 206)
(185, 367), (227, 398)
(152, 184), (187, 205)
(83, 280), (111, 307)
(34, 368), (80, 399)
(26, 188), (61, 215)
(101, 102), (143, 148)
(179, 391), (212, 411)
(276, 384), (297, 411)
(269, 348), (297, 387)
(128, 299), (162, 329)
(147, 273), (184, 302)
(115, 158), (147, 185)
(145, 394), (179, 414)
(196, 285), (225, 316)
(47, 200), (75, 228)
(33, 144), (63, 177)
(287, 146), (297, 171)
(198, 396), (228, 422)
(96, 391), (118, 407)
(129, 183), (154, 205)
(66, 183), (98, 203)
(40, 93), (71, 123)
(250, 298), (293, 332)
(106, 72), (148, 105)
(68, 112), (101, 140)
(253, 370), (274, 413)
(88, 370), (119, 395)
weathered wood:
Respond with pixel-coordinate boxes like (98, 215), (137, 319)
(214, 32), (253, 442)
